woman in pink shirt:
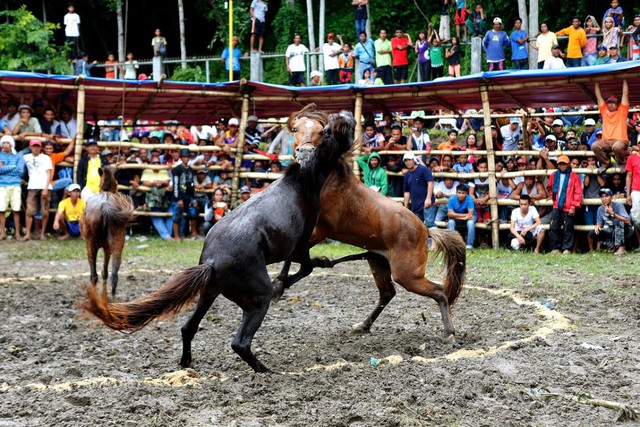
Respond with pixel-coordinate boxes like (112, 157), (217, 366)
(582, 15), (600, 66)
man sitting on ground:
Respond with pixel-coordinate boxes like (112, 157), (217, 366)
(509, 194), (545, 253)
(589, 188), (632, 255)
(446, 183), (476, 250)
(53, 183), (86, 240)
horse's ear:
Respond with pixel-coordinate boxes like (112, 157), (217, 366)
(288, 103), (318, 132)
(98, 167), (103, 177)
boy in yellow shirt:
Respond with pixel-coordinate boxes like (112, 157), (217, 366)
(53, 183), (86, 240)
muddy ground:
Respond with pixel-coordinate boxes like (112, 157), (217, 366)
(0, 248), (639, 427)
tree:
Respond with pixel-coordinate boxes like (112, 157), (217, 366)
(0, 6), (69, 74)
(318, 0), (325, 73)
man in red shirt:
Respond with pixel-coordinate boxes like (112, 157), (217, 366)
(626, 150), (640, 228)
(391, 28), (412, 84)
(593, 80), (629, 173)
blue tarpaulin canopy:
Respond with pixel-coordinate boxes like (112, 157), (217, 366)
(1, 61), (639, 123)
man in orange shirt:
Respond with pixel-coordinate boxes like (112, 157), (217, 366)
(43, 138), (75, 193)
(593, 80), (629, 173)
(555, 17), (587, 67)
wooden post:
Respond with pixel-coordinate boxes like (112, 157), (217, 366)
(471, 37), (483, 74)
(353, 92), (364, 176)
(231, 93), (250, 206)
(73, 81), (86, 183)
(480, 85), (500, 249)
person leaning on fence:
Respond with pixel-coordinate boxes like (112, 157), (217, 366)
(53, 183), (85, 240)
(403, 152), (436, 227)
(77, 138), (107, 201)
(555, 16), (587, 68)
(589, 188), (632, 255)
(546, 155), (583, 254)
(435, 177), (458, 222)
(483, 17), (509, 71)
(285, 33), (309, 87)
(23, 139), (53, 241)
(593, 80), (629, 173)
(447, 183), (476, 250)
(356, 151), (388, 195)
(222, 36), (243, 81)
(141, 154), (173, 240)
(170, 148), (199, 240)
(0, 135), (24, 240)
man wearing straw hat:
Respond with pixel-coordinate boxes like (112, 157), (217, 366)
(593, 80), (629, 173)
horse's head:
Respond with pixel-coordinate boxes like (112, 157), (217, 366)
(98, 165), (119, 193)
(289, 104), (329, 165)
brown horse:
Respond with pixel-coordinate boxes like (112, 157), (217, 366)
(82, 165), (134, 299)
(273, 119), (467, 339)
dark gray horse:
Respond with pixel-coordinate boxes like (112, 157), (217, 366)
(80, 105), (355, 373)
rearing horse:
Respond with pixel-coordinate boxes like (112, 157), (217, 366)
(273, 116), (467, 340)
(80, 105), (355, 373)
(82, 165), (134, 299)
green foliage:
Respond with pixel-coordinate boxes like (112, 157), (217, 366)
(206, 0), (253, 50)
(170, 65), (207, 82)
(0, 6), (70, 74)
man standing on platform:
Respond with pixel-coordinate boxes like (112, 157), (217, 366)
(555, 17), (587, 67)
(375, 29), (393, 85)
(250, 0), (268, 54)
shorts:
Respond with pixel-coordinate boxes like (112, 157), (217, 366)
(394, 65), (408, 81)
(0, 186), (21, 212)
(67, 220), (81, 237)
(455, 8), (467, 26)
(26, 189), (50, 217)
(172, 199), (198, 223)
(251, 19), (266, 36)
(289, 71), (305, 86)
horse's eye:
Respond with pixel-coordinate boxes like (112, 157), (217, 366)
(293, 128), (298, 133)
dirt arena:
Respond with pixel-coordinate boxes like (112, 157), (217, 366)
(0, 242), (639, 426)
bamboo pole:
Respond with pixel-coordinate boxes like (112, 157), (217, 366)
(480, 85), (500, 249)
(353, 92), (364, 176)
(73, 83), (86, 182)
(231, 94), (250, 206)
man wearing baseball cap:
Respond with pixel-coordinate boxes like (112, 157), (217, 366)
(0, 135), (25, 240)
(580, 118), (599, 147)
(403, 151), (436, 227)
(482, 17), (509, 71)
(593, 80), (629, 173)
(53, 183), (86, 240)
(12, 104), (42, 142)
(589, 188), (632, 255)
(543, 44), (566, 69)
(546, 155), (582, 254)
(23, 139), (53, 240)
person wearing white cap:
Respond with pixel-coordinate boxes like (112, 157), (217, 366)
(482, 17), (509, 71)
(223, 118), (241, 155)
(53, 183), (86, 240)
(310, 70), (323, 86)
(23, 139), (53, 240)
(0, 135), (25, 240)
(500, 117), (522, 151)
(245, 115), (263, 150)
(403, 151), (436, 227)
(580, 118), (599, 147)
(550, 118), (567, 147)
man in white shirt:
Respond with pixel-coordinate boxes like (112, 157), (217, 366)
(285, 33), (309, 87)
(509, 194), (545, 253)
(543, 45), (567, 70)
(500, 117), (522, 151)
(322, 33), (343, 85)
(249, 0), (268, 53)
(58, 107), (77, 139)
(1, 100), (20, 134)
(435, 177), (458, 222)
(23, 139), (53, 240)
(64, 4), (81, 59)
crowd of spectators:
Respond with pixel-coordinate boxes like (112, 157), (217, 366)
(1, 76), (640, 253)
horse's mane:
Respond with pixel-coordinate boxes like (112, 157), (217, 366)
(287, 103), (328, 132)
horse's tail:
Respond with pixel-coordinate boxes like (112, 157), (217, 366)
(428, 228), (466, 307)
(102, 193), (134, 228)
(80, 264), (213, 332)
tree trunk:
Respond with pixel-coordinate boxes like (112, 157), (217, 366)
(528, 0), (539, 69)
(306, 0), (317, 70)
(366, 4), (371, 38)
(318, 0), (325, 73)
(116, 0), (124, 64)
(178, 0), (187, 69)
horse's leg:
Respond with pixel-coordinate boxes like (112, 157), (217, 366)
(391, 251), (456, 339)
(110, 233), (125, 299)
(180, 285), (219, 369)
(271, 248), (314, 302)
(271, 259), (292, 302)
(102, 247), (111, 286)
(230, 272), (274, 373)
(315, 251), (379, 268)
(352, 255), (397, 333)
(87, 240), (99, 287)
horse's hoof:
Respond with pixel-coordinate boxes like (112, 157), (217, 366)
(179, 358), (193, 369)
(271, 279), (284, 303)
(443, 333), (456, 344)
(351, 322), (371, 334)
(313, 256), (333, 268)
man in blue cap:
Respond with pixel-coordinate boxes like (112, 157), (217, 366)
(589, 188), (632, 255)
